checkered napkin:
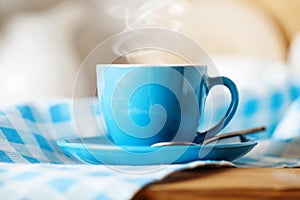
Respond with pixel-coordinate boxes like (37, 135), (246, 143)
(0, 161), (232, 200)
(0, 96), (300, 200)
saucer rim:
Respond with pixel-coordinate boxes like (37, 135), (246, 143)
(56, 136), (258, 165)
(56, 136), (258, 150)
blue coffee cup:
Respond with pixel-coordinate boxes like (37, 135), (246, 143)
(97, 64), (239, 146)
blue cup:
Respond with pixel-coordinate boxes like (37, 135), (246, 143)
(97, 64), (239, 146)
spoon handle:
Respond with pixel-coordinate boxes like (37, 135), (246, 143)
(202, 126), (266, 145)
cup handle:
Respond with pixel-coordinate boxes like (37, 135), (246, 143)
(194, 76), (239, 143)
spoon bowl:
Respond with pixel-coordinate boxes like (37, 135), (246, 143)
(151, 126), (265, 147)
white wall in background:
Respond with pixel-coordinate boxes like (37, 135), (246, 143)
(0, 1), (91, 103)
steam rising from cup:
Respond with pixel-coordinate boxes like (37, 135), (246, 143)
(104, 0), (190, 64)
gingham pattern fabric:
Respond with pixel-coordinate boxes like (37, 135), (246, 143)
(0, 161), (232, 200)
(0, 97), (300, 199)
(0, 99), (95, 164)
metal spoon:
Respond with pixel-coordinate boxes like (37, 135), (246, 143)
(151, 126), (266, 147)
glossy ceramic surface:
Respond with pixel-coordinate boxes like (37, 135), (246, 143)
(97, 65), (239, 146)
(57, 135), (257, 165)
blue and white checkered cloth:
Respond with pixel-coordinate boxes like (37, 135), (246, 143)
(1, 90), (300, 199)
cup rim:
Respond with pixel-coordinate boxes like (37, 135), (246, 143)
(96, 64), (207, 68)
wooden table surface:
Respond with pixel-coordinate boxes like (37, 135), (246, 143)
(134, 168), (300, 200)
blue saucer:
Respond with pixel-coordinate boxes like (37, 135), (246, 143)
(56, 135), (257, 165)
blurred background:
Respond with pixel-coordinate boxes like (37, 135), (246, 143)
(0, 0), (300, 102)
(1, 0), (300, 138)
